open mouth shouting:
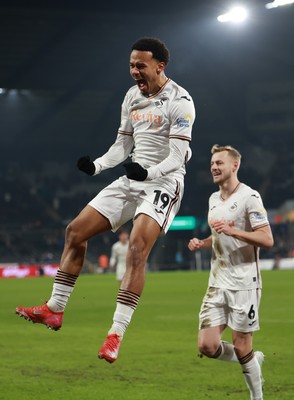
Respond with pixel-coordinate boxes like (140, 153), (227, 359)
(135, 78), (148, 92)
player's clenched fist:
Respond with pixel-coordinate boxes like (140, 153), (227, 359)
(77, 155), (95, 176)
(123, 162), (148, 181)
(211, 219), (234, 236)
(188, 238), (205, 252)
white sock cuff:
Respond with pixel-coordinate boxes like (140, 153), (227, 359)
(115, 303), (135, 317)
(53, 283), (74, 293)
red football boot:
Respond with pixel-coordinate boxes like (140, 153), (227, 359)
(16, 303), (63, 331)
(98, 334), (121, 363)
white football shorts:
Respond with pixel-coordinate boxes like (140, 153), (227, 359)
(198, 287), (261, 333)
(88, 175), (183, 234)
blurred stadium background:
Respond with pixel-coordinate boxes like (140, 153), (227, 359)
(1, 0), (294, 277)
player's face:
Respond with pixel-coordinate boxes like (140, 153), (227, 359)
(119, 232), (129, 244)
(129, 50), (165, 96)
(210, 151), (236, 185)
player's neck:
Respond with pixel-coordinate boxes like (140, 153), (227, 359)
(219, 179), (240, 200)
(145, 76), (168, 97)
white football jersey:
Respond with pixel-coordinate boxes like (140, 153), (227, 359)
(109, 241), (128, 276)
(207, 183), (269, 290)
(118, 78), (195, 181)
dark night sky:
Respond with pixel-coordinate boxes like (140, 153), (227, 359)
(0, 0), (294, 212)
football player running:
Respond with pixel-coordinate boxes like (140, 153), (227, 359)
(188, 144), (273, 400)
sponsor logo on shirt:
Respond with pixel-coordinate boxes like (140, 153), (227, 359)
(130, 110), (162, 124)
(176, 114), (192, 128)
(253, 211), (266, 222)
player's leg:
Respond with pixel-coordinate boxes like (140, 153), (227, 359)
(98, 214), (161, 362)
(58, 205), (111, 275)
(16, 205), (111, 329)
(233, 331), (263, 400)
(230, 289), (263, 400)
(198, 325), (227, 358)
(197, 287), (238, 361)
(99, 177), (182, 362)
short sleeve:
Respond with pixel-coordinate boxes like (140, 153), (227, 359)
(246, 192), (269, 230)
(169, 95), (195, 141)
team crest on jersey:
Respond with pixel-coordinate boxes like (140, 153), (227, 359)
(154, 99), (164, 108)
(229, 202), (238, 212)
(176, 114), (192, 128)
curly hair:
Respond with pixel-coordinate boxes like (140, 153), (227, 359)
(131, 37), (170, 65)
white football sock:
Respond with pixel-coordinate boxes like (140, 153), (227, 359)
(47, 283), (74, 312)
(217, 341), (239, 362)
(108, 303), (135, 338)
(240, 355), (263, 400)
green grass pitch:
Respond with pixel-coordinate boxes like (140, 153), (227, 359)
(1, 270), (294, 399)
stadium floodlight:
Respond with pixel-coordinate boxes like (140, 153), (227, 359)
(265, 0), (294, 9)
(217, 6), (248, 23)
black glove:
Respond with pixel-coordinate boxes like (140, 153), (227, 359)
(77, 155), (95, 176)
(123, 162), (148, 181)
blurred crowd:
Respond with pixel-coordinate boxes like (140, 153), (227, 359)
(0, 159), (293, 269)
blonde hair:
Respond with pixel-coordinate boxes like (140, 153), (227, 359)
(211, 144), (241, 164)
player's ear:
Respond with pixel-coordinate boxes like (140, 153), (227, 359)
(156, 62), (165, 74)
(233, 160), (239, 172)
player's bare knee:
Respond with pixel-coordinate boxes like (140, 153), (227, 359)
(128, 239), (148, 267)
(128, 245), (145, 267)
(65, 222), (83, 247)
(198, 341), (219, 358)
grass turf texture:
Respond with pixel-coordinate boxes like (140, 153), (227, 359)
(1, 270), (294, 400)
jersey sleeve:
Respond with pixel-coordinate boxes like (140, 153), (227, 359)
(246, 191), (270, 230)
(93, 133), (134, 174)
(118, 93), (133, 136)
(146, 137), (191, 180)
(169, 95), (195, 141)
(146, 95), (195, 180)
(93, 94), (134, 174)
